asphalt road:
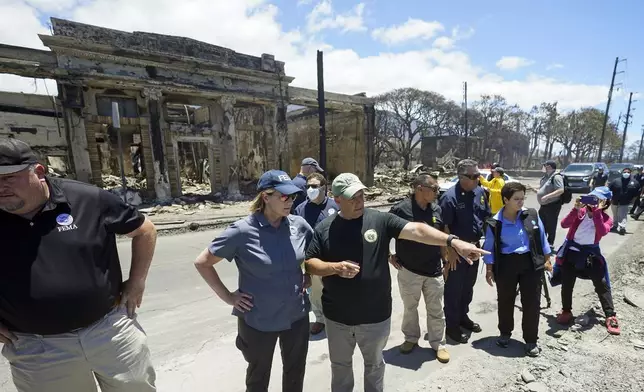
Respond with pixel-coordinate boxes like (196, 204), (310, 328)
(0, 193), (640, 392)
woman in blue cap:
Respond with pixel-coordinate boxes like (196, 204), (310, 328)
(551, 186), (620, 335)
(193, 170), (313, 392)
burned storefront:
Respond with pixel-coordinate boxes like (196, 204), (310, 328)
(0, 18), (375, 202)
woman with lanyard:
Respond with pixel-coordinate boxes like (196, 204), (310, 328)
(482, 182), (552, 357)
(194, 170), (314, 392)
(550, 186), (620, 335)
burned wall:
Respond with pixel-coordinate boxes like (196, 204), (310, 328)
(420, 136), (483, 168)
(288, 109), (366, 180)
(234, 105), (271, 192)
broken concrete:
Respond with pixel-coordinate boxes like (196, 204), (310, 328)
(0, 17), (376, 201)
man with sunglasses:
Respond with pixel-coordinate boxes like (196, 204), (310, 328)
(305, 172), (488, 392)
(294, 172), (338, 335)
(440, 159), (491, 344)
(388, 173), (450, 363)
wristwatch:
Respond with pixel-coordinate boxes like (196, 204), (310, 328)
(446, 234), (459, 248)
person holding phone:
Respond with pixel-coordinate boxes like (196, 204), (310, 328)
(550, 186), (620, 335)
(194, 170), (313, 392)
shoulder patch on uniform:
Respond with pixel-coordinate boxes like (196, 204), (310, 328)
(328, 208), (336, 215)
(364, 229), (378, 243)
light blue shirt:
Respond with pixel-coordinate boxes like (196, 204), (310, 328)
(482, 207), (551, 265)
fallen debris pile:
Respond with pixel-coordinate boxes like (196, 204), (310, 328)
(371, 166), (443, 203)
(102, 174), (146, 190)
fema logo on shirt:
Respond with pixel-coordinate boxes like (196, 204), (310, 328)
(328, 208), (336, 215)
(56, 213), (74, 226)
(56, 213), (78, 232)
(480, 195), (485, 205)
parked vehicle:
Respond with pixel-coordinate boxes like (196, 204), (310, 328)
(608, 162), (635, 182)
(438, 169), (516, 196)
(560, 162), (607, 194)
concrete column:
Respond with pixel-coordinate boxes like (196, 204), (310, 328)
(263, 104), (277, 169)
(61, 85), (92, 184)
(143, 87), (171, 202)
(219, 96), (240, 197)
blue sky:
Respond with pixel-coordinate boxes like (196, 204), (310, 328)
(1, 0), (642, 148)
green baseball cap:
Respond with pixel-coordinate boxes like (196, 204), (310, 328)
(332, 173), (367, 198)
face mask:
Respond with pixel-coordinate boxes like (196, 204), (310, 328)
(623, 173), (631, 179)
(541, 167), (547, 173)
(307, 187), (321, 200)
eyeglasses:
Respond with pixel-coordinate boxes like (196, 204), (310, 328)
(306, 184), (321, 189)
(460, 173), (480, 180)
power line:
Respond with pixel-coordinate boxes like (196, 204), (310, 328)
(597, 57), (626, 162)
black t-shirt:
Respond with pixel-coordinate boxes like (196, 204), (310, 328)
(592, 172), (608, 187)
(305, 208), (408, 325)
(389, 198), (444, 277)
(0, 177), (144, 334)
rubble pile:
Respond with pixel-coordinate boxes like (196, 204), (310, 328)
(102, 174), (146, 190)
(370, 166), (442, 203)
(181, 178), (212, 196)
(139, 198), (249, 216)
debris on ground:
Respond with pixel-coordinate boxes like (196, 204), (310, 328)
(102, 174), (146, 190)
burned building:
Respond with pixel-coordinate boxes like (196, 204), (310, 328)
(0, 18), (375, 201)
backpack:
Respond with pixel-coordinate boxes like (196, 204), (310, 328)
(551, 173), (572, 204)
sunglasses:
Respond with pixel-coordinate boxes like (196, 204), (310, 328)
(460, 173), (481, 180)
(306, 184), (322, 189)
(421, 184), (439, 192)
(277, 194), (297, 202)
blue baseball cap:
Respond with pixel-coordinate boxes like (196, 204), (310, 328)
(257, 170), (302, 195)
(588, 186), (612, 200)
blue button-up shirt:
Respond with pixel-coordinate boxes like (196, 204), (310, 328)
(294, 197), (339, 229)
(208, 213), (313, 332)
(482, 207), (551, 265)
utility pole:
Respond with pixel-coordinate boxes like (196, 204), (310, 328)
(317, 50), (327, 171)
(597, 57), (623, 162)
(638, 125), (644, 163)
(463, 81), (469, 158)
(619, 93), (634, 162)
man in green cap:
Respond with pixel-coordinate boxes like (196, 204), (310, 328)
(305, 173), (488, 392)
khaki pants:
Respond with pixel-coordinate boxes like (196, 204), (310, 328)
(2, 306), (156, 392)
(326, 318), (390, 392)
(310, 275), (325, 324)
(397, 267), (446, 350)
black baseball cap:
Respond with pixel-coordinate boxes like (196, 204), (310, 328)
(257, 170), (302, 195)
(543, 160), (557, 170)
(0, 139), (38, 175)
(301, 157), (324, 172)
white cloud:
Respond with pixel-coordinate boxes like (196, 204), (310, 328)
(297, 0), (313, 5)
(496, 56), (535, 70)
(23, 0), (77, 12)
(372, 18), (444, 46)
(0, 0), (609, 111)
(546, 63), (564, 70)
(306, 1), (366, 33)
(432, 36), (454, 50)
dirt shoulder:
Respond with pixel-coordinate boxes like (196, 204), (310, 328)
(416, 224), (644, 392)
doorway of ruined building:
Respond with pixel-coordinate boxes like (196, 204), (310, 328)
(174, 137), (215, 196)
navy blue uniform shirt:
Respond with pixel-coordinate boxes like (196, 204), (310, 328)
(439, 182), (491, 242)
(294, 197), (339, 229)
(291, 174), (308, 212)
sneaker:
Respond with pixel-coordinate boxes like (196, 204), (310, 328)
(525, 343), (541, 357)
(399, 341), (417, 354)
(610, 227), (618, 233)
(496, 335), (511, 348)
(619, 228), (626, 235)
(556, 310), (574, 325)
(436, 348), (450, 364)
(606, 316), (621, 335)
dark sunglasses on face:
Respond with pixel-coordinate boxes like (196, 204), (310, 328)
(277, 193), (297, 202)
(421, 184), (439, 192)
(460, 173), (480, 180)
(306, 184), (322, 189)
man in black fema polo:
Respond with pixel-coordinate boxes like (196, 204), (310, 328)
(0, 139), (158, 392)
